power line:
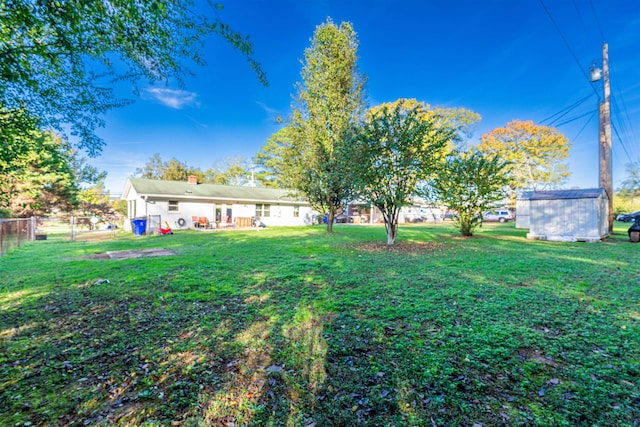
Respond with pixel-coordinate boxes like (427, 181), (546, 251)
(541, 0), (637, 192)
(612, 121), (633, 164)
(610, 68), (639, 161)
(585, 0), (637, 162)
(538, 0), (601, 99)
(554, 110), (598, 128)
(572, 110), (597, 141)
(587, 0), (606, 41)
(611, 97), (637, 162)
(539, 93), (595, 126)
(572, 0), (598, 48)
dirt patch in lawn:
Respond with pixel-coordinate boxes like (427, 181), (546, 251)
(354, 241), (447, 254)
(87, 248), (178, 260)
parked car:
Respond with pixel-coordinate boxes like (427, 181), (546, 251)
(483, 209), (514, 223)
(629, 217), (640, 241)
(442, 211), (457, 221)
(616, 210), (640, 222)
(335, 213), (350, 223)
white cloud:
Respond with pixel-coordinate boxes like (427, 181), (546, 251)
(144, 87), (199, 109)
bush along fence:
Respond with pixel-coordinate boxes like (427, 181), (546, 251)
(0, 217), (37, 257)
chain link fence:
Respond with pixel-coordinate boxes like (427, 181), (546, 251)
(0, 217), (36, 257)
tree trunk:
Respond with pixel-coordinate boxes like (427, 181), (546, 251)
(461, 222), (473, 236)
(386, 222), (397, 244)
(383, 210), (399, 244)
(326, 209), (335, 232)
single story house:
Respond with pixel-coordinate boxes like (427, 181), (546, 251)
(121, 176), (315, 231)
(516, 188), (609, 242)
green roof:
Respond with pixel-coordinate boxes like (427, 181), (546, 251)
(125, 178), (307, 204)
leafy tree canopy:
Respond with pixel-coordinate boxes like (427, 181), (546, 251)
(134, 153), (204, 182)
(434, 106), (482, 147)
(431, 151), (511, 236)
(476, 120), (570, 193)
(205, 156), (253, 186)
(285, 18), (366, 231)
(350, 98), (453, 244)
(76, 181), (121, 223)
(254, 126), (296, 188)
(619, 160), (640, 198)
(1, 0), (267, 156)
(0, 131), (87, 217)
(617, 160), (640, 210)
(135, 154), (254, 186)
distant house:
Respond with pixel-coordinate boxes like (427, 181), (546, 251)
(344, 201), (444, 224)
(516, 188), (609, 242)
(121, 176), (315, 231)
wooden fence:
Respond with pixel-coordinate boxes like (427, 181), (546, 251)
(0, 217), (36, 257)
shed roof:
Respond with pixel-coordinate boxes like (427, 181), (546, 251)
(123, 178), (307, 204)
(518, 188), (605, 201)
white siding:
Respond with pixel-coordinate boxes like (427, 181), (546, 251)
(527, 194), (607, 242)
(259, 205), (314, 226)
(121, 178), (315, 230)
(515, 199), (530, 229)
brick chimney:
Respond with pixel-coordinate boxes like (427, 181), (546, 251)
(187, 175), (198, 185)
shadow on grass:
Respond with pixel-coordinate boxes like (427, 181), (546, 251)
(1, 225), (638, 426)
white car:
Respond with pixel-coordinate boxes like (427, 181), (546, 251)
(483, 210), (514, 223)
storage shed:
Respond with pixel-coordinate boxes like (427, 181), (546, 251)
(517, 188), (609, 242)
(515, 191), (533, 229)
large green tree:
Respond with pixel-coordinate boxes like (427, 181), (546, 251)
(76, 181), (121, 225)
(434, 107), (481, 149)
(254, 127), (296, 188)
(0, 131), (83, 217)
(618, 160), (640, 210)
(135, 154), (258, 185)
(285, 19), (366, 232)
(135, 154), (205, 182)
(1, 0), (266, 156)
(350, 99), (453, 244)
(206, 156), (253, 186)
(256, 106), (480, 191)
(476, 120), (570, 194)
(431, 151), (510, 236)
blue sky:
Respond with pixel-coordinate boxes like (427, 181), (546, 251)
(91, 0), (640, 195)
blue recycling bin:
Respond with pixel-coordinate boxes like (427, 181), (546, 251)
(132, 218), (147, 236)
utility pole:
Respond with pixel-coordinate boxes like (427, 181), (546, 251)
(598, 43), (613, 232)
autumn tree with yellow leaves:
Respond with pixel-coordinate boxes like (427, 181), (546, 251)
(476, 120), (571, 194)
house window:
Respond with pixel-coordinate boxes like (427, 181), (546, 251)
(293, 206), (300, 218)
(256, 204), (271, 217)
(168, 200), (179, 212)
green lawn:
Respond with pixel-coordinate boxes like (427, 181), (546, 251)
(1, 223), (638, 426)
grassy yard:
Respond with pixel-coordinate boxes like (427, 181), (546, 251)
(0, 222), (638, 426)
